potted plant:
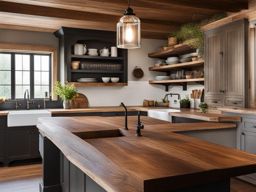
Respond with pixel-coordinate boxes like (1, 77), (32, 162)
(180, 97), (191, 108)
(54, 81), (77, 109)
(176, 23), (204, 55)
(199, 102), (208, 113)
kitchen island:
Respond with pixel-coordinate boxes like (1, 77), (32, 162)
(37, 116), (256, 192)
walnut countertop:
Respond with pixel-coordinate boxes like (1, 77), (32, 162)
(37, 116), (256, 192)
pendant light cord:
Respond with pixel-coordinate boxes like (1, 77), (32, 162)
(128, 0), (130, 8)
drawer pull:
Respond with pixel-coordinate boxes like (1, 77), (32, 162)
(253, 126), (256, 128)
(212, 101), (218, 103)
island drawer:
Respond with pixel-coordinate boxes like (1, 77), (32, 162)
(243, 118), (256, 132)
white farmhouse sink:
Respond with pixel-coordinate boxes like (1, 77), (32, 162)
(8, 110), (51, 127)
(148, 108), (180, 122)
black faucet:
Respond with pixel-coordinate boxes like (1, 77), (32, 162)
(136, 111), (144, 137)
(120, 102), (128, 130)
(163, 93), (181, 101)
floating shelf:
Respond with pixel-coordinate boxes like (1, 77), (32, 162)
(71, 70), (124, 74)
(71, 82), (128, 87)
(148, 44), (196, 59)
(149, 60), (204, 72)
(149, 78), (204, 84)
(149, 78), (204, 91)
(71, 55), (123, 61)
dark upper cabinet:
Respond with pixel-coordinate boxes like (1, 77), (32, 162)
(204, 19), (248, 108)
(54, 27), (128, 86)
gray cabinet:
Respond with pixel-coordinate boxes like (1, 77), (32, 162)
(204, 19), (248, 108)
(237, 116), (256, 184)
(6, 126), (40, 164)
(204, 28), (225, 107)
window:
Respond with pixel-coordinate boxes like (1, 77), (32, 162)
(0, 52), (51, 99)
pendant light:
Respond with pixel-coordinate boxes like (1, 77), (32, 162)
(117, 0), (141, 49)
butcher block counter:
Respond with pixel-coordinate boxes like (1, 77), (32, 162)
(38, 116), (256, 192)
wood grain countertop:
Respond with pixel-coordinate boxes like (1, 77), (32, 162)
(0, 111), (8, 116)
(170, 110), (241, 122)
(37, 116), (256, 192)
(218, 107), (256, 116)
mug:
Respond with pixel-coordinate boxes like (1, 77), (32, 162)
(111, 46), (118, 57)
(88, 48), (98, 56)
(100, 48), (109, 57)
(74, 43), (86, 55)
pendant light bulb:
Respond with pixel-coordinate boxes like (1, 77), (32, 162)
(117, 0), (141, 49)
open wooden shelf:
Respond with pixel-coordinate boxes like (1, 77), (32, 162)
(149, 59), (204, 72)
(71, 82), (128, 87)
(149, 78), (204, 85)
(148, 44), (196, 59)
(71, 55), (123, 61)
(71, 70), (124, 74)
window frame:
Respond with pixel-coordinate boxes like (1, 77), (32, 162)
(0, 52), (52, 99)
(0, 43), (57, 100)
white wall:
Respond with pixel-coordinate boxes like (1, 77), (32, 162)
(78, 39), (167, 106)
(0, 29), (204, 106)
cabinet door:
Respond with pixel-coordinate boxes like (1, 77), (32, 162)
(7, 127), (31, 162)
(0, 117), (6, 163)
(204, 29), (225, 107)
(224, 20), (248, 107)
(29, 127), (40, 159)
(240, 131), (256, 183)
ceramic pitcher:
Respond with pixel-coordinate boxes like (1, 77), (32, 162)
(74, 43), (87, 55)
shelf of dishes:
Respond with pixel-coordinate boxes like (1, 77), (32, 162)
(148, 44), (196, 59)
(75, 77), (121, 83)
(71, 70), (124, 74)
(149, 59), (204, 72)
(71, 82), (128, 87)
(71, 55), (123, 61)
(149, 78), (204, 84)
(74, 43), (119, 57)
(71, 62), (123, 71)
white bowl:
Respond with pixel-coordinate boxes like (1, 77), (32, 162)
(102, 77), (110, 83)
(111, 77), (119, 83)
(166, 60), (178, 65)
(166, 57), (179, 62)
(155, 76), (170, 81)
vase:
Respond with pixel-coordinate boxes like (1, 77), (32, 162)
(63, 100), (71, 109)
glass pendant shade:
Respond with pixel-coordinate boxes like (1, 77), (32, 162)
(117, 14), (141, 49)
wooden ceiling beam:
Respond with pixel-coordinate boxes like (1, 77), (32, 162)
(1, 0), (221, 22)
(0, 12), (174, 39)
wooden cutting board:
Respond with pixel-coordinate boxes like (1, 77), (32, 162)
(71, 93), (89, 108)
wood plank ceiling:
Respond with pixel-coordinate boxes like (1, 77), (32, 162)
(0, 0), (249, 39)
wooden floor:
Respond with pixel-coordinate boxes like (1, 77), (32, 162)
(0, 164), (255, 192)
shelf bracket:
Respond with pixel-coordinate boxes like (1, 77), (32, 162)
(182, 83), (187, 91)
(165, 85), (169, 92)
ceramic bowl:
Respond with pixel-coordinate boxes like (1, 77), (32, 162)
(155, 76), (170, 81)
(102, 77), (110, 83)
(111, 77), (119, 83)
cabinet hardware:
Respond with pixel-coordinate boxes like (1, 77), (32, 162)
(212, 101), (218, 103)
(241, 132), (245, 135)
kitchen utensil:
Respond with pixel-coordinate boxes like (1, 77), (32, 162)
(155, 76), (169, 81)
(133, 66), (144, 79)
(71, 93), (89, 108)
(71, 61), (80, 70)
(111, 46), (118, 57)
(100, 47), (109, 57)
(88, 48), (98, 56)
(111, 77), (119, 83)
(74, 43), (87, 55)
(102, 77), (110, 83)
